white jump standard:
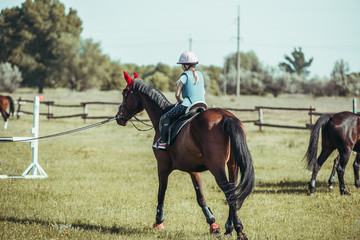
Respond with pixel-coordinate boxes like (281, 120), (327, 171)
(0, 96), (48, 179)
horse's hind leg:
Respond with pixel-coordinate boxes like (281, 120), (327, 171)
(224, 200), (245, 239)
(223, 162), (241, 236)
(309, 148), (334, 195)
(337, 149), (352, 195)
(189, 172), (220, 234)
(353, 153), (360, 188)
(328, 155), (339, 190)
(211, 168), (247, 240)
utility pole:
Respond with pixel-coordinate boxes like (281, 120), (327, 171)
(236, 5), (241, 96)
(223, 59), (227, 95)
(189, 35), (192, 51)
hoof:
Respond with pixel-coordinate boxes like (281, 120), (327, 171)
(224, 220), (234, 236)
(328, 185), (334, 190)
(224, 224), (234, 236)
(340, 190), (351, 196)
(239, 232), (248, 240)
(340, 187), (351, 195)
(307, 185), (315, 196)
(153, 222), (164, 230)
(210, 223), (221, 234)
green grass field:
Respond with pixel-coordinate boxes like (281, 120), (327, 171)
(1, 89), (359, 239)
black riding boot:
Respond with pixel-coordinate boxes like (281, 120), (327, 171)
(153, 115), (170, 150)
(159, 123), (169, 144)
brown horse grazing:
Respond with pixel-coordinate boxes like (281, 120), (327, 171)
(115, 72), (255, 239)
(0, 95), (14, 130)
(304, 111), (360, 195)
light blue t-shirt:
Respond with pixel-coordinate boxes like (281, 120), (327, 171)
(176, 70), (205, 107)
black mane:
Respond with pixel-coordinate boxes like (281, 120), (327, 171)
(132, 79), (172, 110)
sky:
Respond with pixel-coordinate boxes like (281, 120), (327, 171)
(1, 0), (359, 78)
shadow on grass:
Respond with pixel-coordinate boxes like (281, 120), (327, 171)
(253, 180), (333, 194)
(0, 216), (155, 236)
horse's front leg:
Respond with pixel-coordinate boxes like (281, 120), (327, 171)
(189, 172), (220, 234)
(153, 169), (170, 230)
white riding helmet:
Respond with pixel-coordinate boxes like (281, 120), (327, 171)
(177, 51), (199, 64)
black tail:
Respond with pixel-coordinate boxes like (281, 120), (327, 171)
(304, 114), (332, 170)
(6, 96), (14, 116)
(223, 116), (255, 210)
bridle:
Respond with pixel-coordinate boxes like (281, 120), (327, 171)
(118, 82), (154, 131)
(118, 88), (141, 122)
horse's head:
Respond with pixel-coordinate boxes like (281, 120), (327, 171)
(116, 71), (144, 126)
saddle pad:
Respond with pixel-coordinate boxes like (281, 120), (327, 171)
(167, 111), (199, 145)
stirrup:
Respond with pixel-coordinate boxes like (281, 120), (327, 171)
(152, 138), (167, 150)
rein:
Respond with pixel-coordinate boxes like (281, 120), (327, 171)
(129, 116), (156, 132)
(2, 117), (118, 143)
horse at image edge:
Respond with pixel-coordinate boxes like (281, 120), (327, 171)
(0, 95), (15, 130)
(304, 111), (360, 195)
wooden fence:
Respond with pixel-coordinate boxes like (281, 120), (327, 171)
(221, 105), (316, 131)
(255, 106), (316, 131)
(18, 97), (355, 131)
(15, 97), (119, 122)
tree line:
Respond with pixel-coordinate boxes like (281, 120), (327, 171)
(1, 0), (359, 97)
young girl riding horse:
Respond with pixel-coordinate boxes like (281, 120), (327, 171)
(153, 51), (206, 150)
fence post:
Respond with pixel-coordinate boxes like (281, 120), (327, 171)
(16, 97), (22, 119)
(47, 102), (52, 119)
(258, 107), (263, 131)
(353, 98), (357, 114)
(310, 105), (314, 125)
(82, 103), (88, 123)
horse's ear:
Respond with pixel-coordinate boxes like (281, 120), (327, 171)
(123, 71), (132, 84)
(134, 72), (141, 79)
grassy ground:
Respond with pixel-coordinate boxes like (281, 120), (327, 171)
(0, 89), (359, 239)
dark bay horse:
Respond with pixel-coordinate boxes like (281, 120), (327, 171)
(115, 72), (255, 239)
(0, 95), (14, 130)
(304, 111), (360, 195)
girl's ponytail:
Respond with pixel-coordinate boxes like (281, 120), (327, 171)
(190, 67), (199, 84)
